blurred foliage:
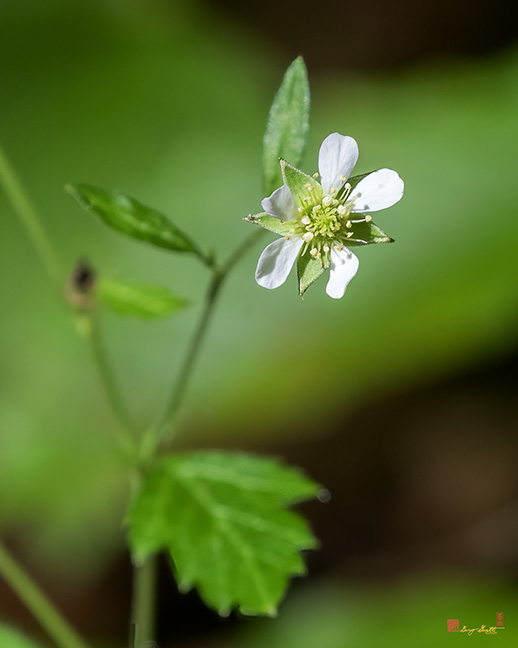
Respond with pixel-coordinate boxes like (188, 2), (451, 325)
(0, 625), (43, 648)
(0, 0), (517, 582)
(97, 280), (187, 319)
(218, 575), (518, 648)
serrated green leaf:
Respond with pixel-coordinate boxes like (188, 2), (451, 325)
(0, 625), (43, 648)
(262, 57), (310, 196)
(97, 280), (187, 318)
(246, 213), (295, 236)
(345, 221), (394, 247)
(66, 184), (205, 258)
(281, 160), (321, 206)
(127, 452), (320, 616)
(297, 253), (328, 296)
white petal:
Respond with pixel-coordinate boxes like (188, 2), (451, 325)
(255, 236), (303, 290)
(318, 133), (359, 194)
(261, 184), (298, 220)
(351, 168), (404, 212)
(326, 247), (359, 299)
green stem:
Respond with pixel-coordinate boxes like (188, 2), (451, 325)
(160, 270), (223, 432)
(0, 541), (90, 648)
(0, 142), (61, 283)
(130, 556), (158, 648)
(144, 228), (265, 455)
(83, 313), (137, 458)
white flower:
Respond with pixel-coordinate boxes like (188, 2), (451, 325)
(252, 133), (404, 298)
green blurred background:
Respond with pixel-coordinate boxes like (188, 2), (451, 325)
(1, 0), (517, 646)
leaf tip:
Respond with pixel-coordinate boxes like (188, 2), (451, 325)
(290, 55), (307, 74)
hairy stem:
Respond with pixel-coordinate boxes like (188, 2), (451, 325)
(0, 541), (90, 648)
(0, 143), (61, 283)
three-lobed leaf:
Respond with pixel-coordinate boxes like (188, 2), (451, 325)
(262, 57), (310, 196)
(97, 280), (187, 318)
(66, 184), (206, 259)
(127, 452), (320, 616)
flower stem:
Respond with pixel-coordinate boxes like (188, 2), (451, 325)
(160, 269), (223, 431)
(0, 541), (90, 648)
(144, 228), (265, 454)
(130, 555), (158, 648)
(0, 142), (61, 284)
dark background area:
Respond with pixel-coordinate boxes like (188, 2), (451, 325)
(210, 0), (518, 71)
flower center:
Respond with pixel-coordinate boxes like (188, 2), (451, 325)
(302, 194), (345, 238)
(290, 181), (370, 261)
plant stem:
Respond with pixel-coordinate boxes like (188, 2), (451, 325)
(146, 228), (265, 453)
(129, 231), (266, 641)
(0, 541), (90, 648)
(130, 556), (158, 648)
(0, 139), (135, 454)
(160, 270), (223, 431)
(83, 314), (138, 457)
(0, 142), (61, 284)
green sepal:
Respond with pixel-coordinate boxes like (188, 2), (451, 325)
(343, 220), (394, 247)
(297, 252), (328, 296)
(97, 280), (187, 318)
(262, 57), (310, 196)
(66, 184), (205, 259)
(245, 212), (297, 237)
(280, 160), (321, 206)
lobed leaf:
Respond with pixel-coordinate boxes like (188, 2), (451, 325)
(66, 184), (204, 258)
(262, 57), (310, 196)
(97, 280), (187, 318)
(127, 452), (320, 616)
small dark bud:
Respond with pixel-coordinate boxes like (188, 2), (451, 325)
(73, 259), (96, 292)
(65, 258), (96, 310)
